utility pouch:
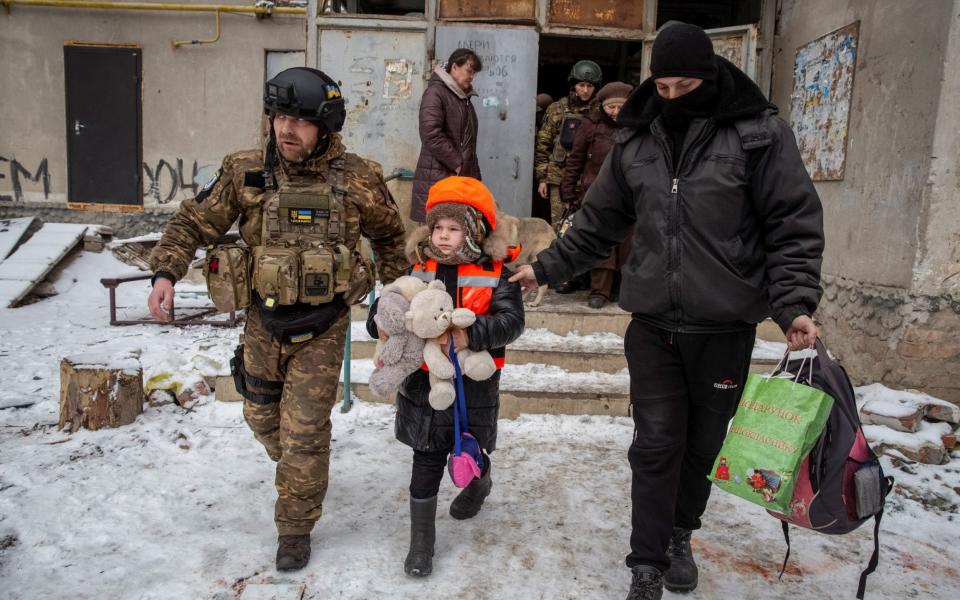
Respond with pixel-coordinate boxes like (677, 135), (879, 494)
(341, 248), (374, 305)
(203, 244), (251, 313)
(854, 462), (883, 519)
(300, 247), (336, 305)
(558, 115), (583, 150)
(252, 246), (300, 307)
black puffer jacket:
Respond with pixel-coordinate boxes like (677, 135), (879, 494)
(533, 57), (824, 333)
(366, 263), (524, 453)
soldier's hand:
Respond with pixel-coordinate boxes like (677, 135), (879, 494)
(537, 182), (548, 199)
(785, 315), (818, 351)
(148, 278), (175, 322)
(508, 264), (540, 297)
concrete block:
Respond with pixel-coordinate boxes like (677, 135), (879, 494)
(860, 401), (925, 432)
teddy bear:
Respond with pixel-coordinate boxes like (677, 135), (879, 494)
(368, 276), (429, 399)
(405, 280), (497, 410)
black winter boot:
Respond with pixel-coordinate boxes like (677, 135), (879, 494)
(663, 527), (698, 592)
(404, 495), (437, 577)
(626, 565), (663, 600)
(275, 534), (311, 571)
(449, 465), (492, 520)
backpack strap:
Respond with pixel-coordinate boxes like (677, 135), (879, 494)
(778, 520), (791, 581)
(856, 510), (883, 599)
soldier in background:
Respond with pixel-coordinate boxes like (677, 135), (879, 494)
(534, 60), (602, 228)
(147, 67), (407, 571)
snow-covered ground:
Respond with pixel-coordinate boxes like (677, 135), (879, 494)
(1, 249), (959, 599)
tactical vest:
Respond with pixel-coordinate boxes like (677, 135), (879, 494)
(249, 158), (356, 309)
(550, 99), (587, 165)
(411, 258), (506, 370)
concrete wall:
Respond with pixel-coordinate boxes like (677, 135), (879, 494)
(0, 2), (304, 216)
(773, 0), (960, 402)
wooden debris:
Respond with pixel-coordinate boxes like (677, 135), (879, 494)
(59, 353), (143, 432)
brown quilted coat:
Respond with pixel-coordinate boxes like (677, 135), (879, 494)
(411, 66), (481, 222)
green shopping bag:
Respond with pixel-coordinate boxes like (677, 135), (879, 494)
(709, 367), (834, 514)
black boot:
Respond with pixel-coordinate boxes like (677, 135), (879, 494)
(663, 527), (698, 592)
(275, 534), (311, 571)
(404, 495), (437, 577)
(626, 565), (663, 600)
(449, 465), (492, 520)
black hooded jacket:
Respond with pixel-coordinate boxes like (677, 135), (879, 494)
(533, 57), (824, 333)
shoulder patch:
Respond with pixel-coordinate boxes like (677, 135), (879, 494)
(195, 169), (221, 203)
(243, 171), (266, 189)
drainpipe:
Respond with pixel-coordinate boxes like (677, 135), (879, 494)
(1, 0), (306, 15)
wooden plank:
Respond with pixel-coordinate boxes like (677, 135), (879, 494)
(0, 223), (87, 308)
(0, 217), (37, 262)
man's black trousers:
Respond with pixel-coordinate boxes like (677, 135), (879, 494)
(624, 319), (756, 572)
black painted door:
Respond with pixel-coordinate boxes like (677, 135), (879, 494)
(64, 45), (142, 206)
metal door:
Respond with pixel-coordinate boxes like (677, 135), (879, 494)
(435, 25), (538, 216)
(64, 45), (142, 206)
(318, 29), (426, 177)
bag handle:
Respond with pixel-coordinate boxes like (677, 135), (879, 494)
(449, 337), (469, 456)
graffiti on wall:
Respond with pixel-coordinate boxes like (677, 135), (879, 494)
(0, 156), (51, 202)
(142, 158), (217, 205)
(790, 21), (860, 181)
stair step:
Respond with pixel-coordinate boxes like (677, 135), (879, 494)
(353, 294), (786, 342)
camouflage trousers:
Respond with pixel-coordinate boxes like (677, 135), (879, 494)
(239, 305), (349, 536)
(549, 185), (565, 228)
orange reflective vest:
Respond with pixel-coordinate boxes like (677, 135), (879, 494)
(411, 258), (508, 370)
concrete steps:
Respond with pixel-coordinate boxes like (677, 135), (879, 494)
(343, 290), (789, 418)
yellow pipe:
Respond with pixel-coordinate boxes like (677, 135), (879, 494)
(172, 8), (220, 47)
(0, 0), (305, 15)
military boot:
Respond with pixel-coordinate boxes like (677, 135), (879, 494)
(275, 534), (311, 571)
(404, 495), (437, 577)
(626, 565), (664, 600)
(449, 465), (492, 520)
(663, 527), (698, 592)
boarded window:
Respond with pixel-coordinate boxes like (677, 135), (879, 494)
(438, 0), (536, 21)
(548, 0), (644, 30)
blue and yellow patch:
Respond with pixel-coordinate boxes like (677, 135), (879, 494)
(323, 85), (342, 99)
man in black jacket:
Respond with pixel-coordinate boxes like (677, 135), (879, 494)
(510, 23), (823, 600)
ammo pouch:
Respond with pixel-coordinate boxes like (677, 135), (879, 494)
(252, 246), (300, 306)
(230, 345), (283, 404)
(558, 115), (584, 151)
(203, 244), (251, 313)
(255, 292), (347, 344)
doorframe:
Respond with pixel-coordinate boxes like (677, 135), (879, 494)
(63, 41), (143, 213)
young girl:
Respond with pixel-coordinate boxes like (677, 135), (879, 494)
(366, 176), (524, 577)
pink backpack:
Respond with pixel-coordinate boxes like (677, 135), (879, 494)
(768, 340), (893, 599)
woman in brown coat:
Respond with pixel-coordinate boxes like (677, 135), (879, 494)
(411, 49), (483, 223)
(561, 81), (634, 308)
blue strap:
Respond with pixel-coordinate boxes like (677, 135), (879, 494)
(450, 338), (467, 455)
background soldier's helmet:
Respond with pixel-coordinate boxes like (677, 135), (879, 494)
(264, 67), (346, 134)
(568, 60), (603, 86)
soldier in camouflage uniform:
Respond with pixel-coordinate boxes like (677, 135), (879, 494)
(147, 68), (407, 571)
(534, 60), (603, 228)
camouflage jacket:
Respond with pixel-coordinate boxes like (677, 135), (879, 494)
(149, 134), (407, 285)
(534, 93), (599, 185)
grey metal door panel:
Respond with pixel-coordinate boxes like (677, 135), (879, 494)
(318, 30), (426, 176)
(435, 25), (538, 217)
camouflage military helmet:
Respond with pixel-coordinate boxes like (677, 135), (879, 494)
(568, 60), (602, 86)
(264, 67), (346, 133)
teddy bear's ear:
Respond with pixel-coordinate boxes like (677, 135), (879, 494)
(428, 280), (446, 291)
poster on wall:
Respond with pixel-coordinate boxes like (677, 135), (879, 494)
(790, 21), (860, 181)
